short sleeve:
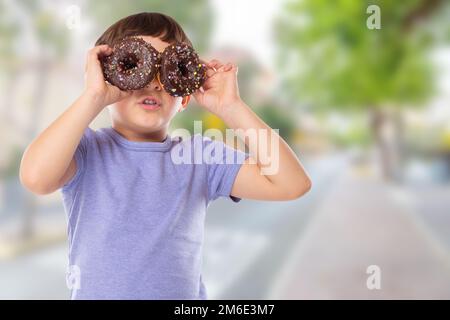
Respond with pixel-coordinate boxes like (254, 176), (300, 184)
(61, 127), (94, 192)
(203, 136), (250, 203)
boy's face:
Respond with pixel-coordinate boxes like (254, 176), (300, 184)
(107, 36), (189, 137)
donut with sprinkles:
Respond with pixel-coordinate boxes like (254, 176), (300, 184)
(159, 42), (207, 97)
(101, 37), (160, 91)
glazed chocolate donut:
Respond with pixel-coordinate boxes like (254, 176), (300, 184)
(101, 37), (160, 91)
(159, 42), (207, 97)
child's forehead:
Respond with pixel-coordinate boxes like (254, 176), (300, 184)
(137, 35), (171, 53)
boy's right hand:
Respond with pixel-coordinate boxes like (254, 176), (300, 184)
(83, 45), (131, 108)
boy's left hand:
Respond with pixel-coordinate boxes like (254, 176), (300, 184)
(192, 59), (242, 117)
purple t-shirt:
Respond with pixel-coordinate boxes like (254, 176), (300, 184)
(60, 126), (248, 299)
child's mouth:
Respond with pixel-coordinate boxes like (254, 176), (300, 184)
(139, 96), (161, 110)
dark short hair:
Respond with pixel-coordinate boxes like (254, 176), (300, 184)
(95, 12), (192, 47)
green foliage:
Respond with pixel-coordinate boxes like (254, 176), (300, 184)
(33, 11), (69, 57)
(169, 106), (205, 134)
(255, 104), (297, 142)
(170, 103), (297, 143)
(0, 2), (21, 68)
(330, 122), (372, 148)
(275, 0), (447, 111)
(1, 146), (24, 179)
(14, 0), (71, 58)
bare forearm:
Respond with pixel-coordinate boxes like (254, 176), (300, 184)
(222, 100), (311, 191)
(20, 92), (103, 191)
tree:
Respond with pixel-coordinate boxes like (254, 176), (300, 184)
(0, 0), (74, 239)
(275, 0), (450, 179)
(0, 1), (21, 121)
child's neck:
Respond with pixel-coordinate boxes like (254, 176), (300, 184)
(111, 124), (168, 143)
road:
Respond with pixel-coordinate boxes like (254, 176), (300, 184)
(202, 154), (347, 299)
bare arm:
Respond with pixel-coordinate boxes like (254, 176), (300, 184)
(20, 45), (130, 195)
(194, 60), (311, 201)
(225, 100), (311, 201)
(20, 94), (103, 194)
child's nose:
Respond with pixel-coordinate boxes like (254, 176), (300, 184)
(145, 73), (163, 91)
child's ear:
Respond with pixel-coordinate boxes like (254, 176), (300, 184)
(182, 95), (190, 107)
(178, 95), (190, 112)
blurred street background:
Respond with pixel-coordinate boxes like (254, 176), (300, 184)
(1, 0), (450, 299)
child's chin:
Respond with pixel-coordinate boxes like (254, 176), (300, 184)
(134, 116), (164, 130)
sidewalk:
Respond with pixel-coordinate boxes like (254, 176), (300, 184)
(269, 163), (450, 299)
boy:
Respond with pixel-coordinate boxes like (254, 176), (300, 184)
(19, 12), (311, 299)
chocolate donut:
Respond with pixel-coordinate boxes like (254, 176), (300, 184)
(101, 37), (160, 91)
(159, 42), (207, 97)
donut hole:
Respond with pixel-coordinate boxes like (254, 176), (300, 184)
(178, 61), (190, 78)
(119, 54), (139, 73)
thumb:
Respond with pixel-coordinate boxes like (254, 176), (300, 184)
(108, 84), (131, 101)
(118, 88), (132, 100)
(228, 64), (238, 74)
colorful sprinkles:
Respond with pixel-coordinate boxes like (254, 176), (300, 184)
(159, 42), (207, 97)
(101, 38), (207, 96)
(101, 37), (160, 91)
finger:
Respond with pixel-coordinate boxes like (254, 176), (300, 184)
(207, 59), (223, 71)
(218, 62), (234, 73)
(118, 87), (132, 99)
(227, 64), (238, 75)
(202, 78), (215, 91)
(206, 68), (215, 77)
(207, 59), (221, 66)
(224, 63), (234, 72)
(106, 82), (132, 95)
(205, 61), (225, 77)
(107, 83), (131, 99)
(200, 59), (215, 72)
(106, 83), (120, 95)
(217, 66), (226, 72)
(119, 88), (131, 97)
(87, 45), (112, 67)
(89, 44), (112, 56)
(205, 63), (218, 74)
